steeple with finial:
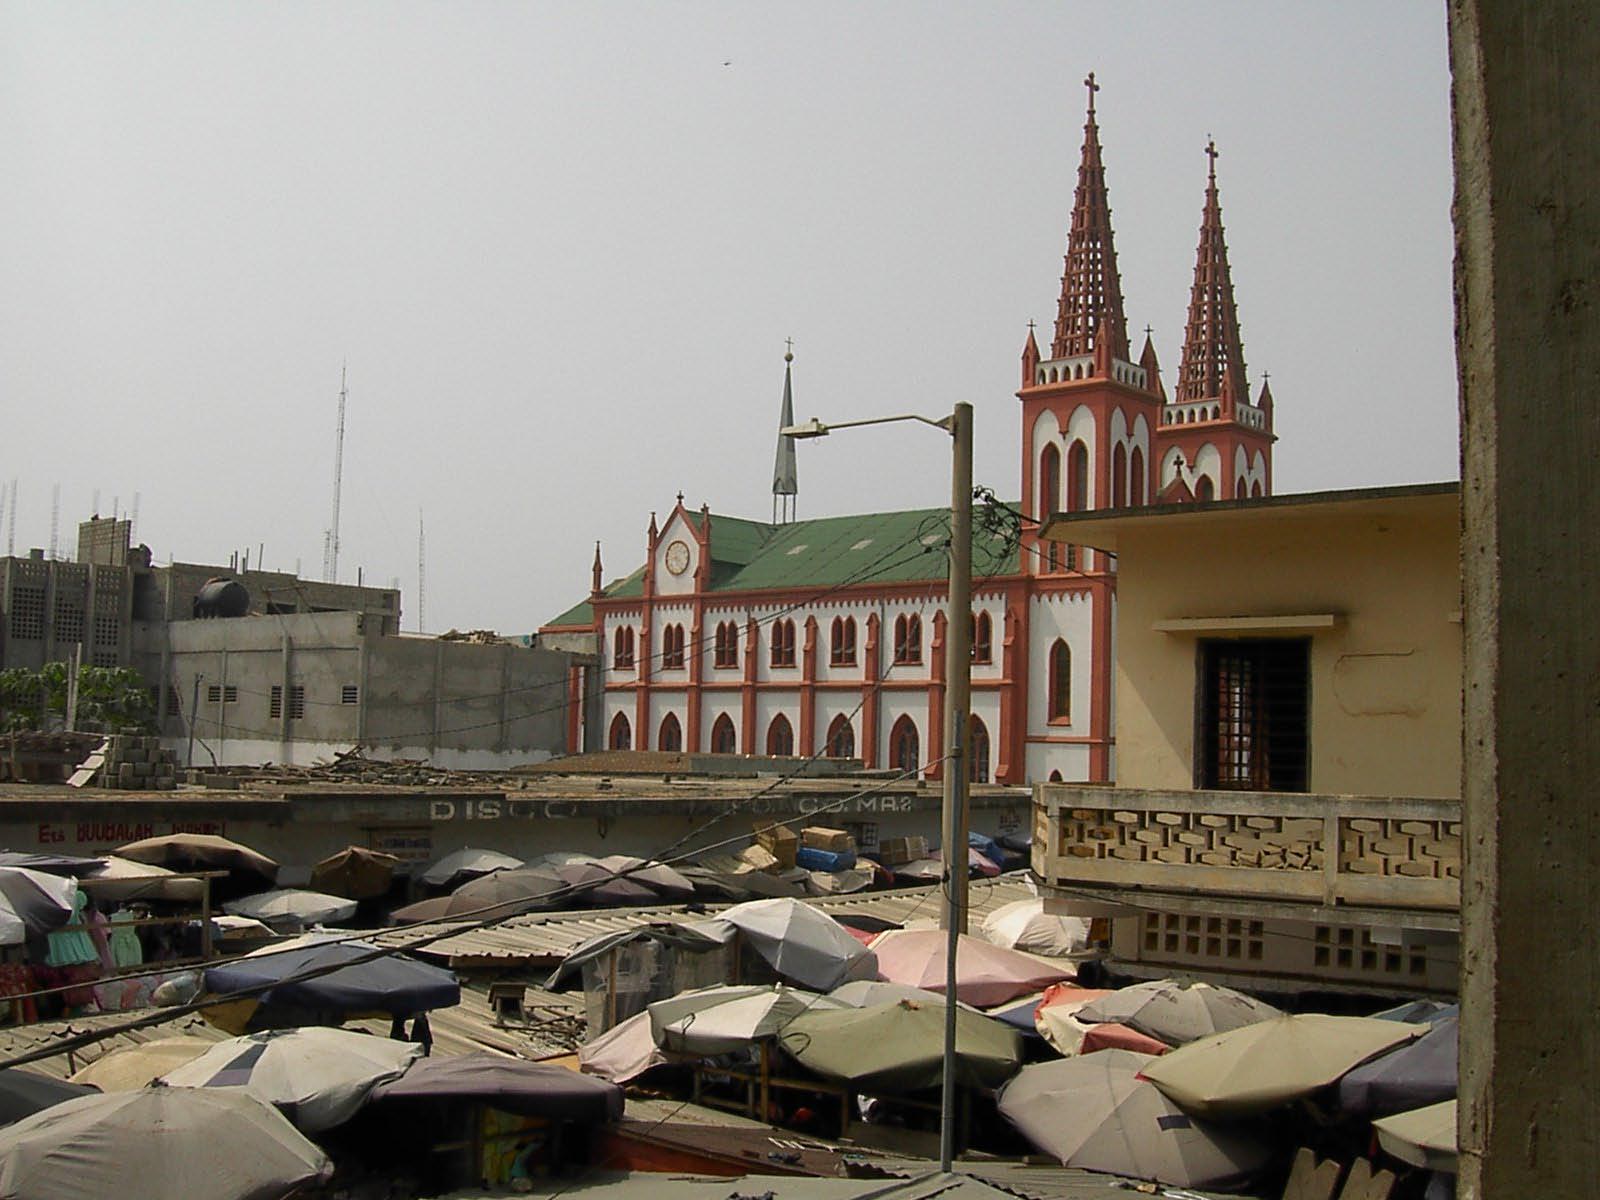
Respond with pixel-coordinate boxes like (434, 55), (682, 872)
(1051, 72), (1129, 364)
(590, 541), (603, 599)
(772, 341), (798, 524)
(1175, 139), (1248, 407)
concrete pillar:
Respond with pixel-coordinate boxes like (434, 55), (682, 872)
(1450, 3), (1600, 1193)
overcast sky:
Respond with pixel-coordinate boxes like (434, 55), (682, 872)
(0, 3), (1456, 634)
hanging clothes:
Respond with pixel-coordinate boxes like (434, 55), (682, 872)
(108, 909), (144, 969)
(44, 890), (100, 968)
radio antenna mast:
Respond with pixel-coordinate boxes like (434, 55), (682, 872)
(416, 508), (427, 634)
(322, 364), (347, 583)
(5, 481), (15, 556)
(48, 484), (60, 560)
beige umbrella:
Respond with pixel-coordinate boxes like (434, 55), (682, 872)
(69, 1037), (215, 1092)
(979, 899), (1090, 957)
(1076, 979), (1281, 1046)
(114, 834), (277, 900)
(1141, 1014), (1428, 1118)
(308, 847), (400, 901)
(80, 857), (205, 904)
(1373, 1098), (1457, 1172)
(778, 997), (1022, 1092)
(997, 1049), (1271, 1189)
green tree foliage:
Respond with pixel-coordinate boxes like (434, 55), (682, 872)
(0, 664), (155, 733)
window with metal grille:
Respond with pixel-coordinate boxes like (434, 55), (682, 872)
(8, 586), (44, 640)
(166, 687), (181, 717)
(269, 686), (282, 718)
(207, 685), (239, 704)
(1197, 638), (1310, 792)
(54, 601), (85, 645)
(287, 686), (306, 719)
(341, 685), (359, 705)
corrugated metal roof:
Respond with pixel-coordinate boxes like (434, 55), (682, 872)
(366, 876), (1038, 968)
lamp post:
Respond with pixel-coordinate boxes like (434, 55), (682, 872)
(781, 401), (973, 1171)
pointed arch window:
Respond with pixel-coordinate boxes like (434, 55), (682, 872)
(1048, 639), (1072, 722)
(830, 616), (857, 667)
(1048, 769), (1064, 783)
(661, 623), (686, 669)
(893, 614), (922, 665)
(713, 620), (739, 669)
(968, 716), (991, 785)
(1235, 475), (1248, 499)
(1251, 480), (1264, 499)
(826, 714), (855, 759)
(889, 715), (920, 774)
(658, 712), (682, 752)
(1112, 444), (1127, 507)
(710, 713), (737, 754)
(612, 626), (635, 670)
(1039, 443), (1061, 518)
(971, 611), (993, 665)
(1130, 446), (1146, 506)
(1195, 475), (1215, 502)
(770, 619), (796, 668)
(608, 712), (632, 750)
(766, 713), (794, 757)
(1066, 440), (1089, 511)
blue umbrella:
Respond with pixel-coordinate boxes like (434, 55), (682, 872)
(205, 936), (459, 1018)
(1338, 1016), (1457, 1117)
(990, 994), (1047, 1039)
(1371, 999), (1458, 1025)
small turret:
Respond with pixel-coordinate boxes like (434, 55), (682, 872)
(590, 542), (603, 599)
(1021, 323), (1041, 387)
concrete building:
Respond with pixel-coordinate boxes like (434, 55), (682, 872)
(544, 80), (1281, 787)
(1030, 483), (1462, 996)
(150, 612), (588, 771)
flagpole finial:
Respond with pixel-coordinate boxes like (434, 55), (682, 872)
(785, 337), (794, 364)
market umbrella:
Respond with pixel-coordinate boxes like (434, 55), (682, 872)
(1033, 986), (1167, 1056)
(699, 897), (878, 990)
(114, 834), (278, 900)
(648, 984), (846, 1057)
(79, 856), (204, 903)
(1337, 1016), (1458, 1117)
(997, 1049), (1270, 1189)
(552, 862), (660, 908)
(1373, 1099), (1457, 1172)
(0, 1087), (331, 1200)
(802, 865), (876, 896)
(0, 852), (103, 876)
(979, 899), (1090, 958)
(161, 1026), (419, 1133)
(594, 855), (697, 903)
(309, 847), (401, 901)
(891, 858), (946, 884)
(70, 1038), (215, 1092)
(369, 1052), (624, 1122)
(870, 929), (1075, 1007)
(0, 1070), (97, 1126)
(829, 980), (980, 1013)
(1076, 979), (1282, 1047)
(679, 866), (804, 902)
(1140, 1014), (1428, 1118)
(578, 1011), (672, 1084)
(203, 933), (460, 1020)
(0, 868), (77, 944)
(417, 847), (523, 891)
(453, 865), (565, 911)
(223, 890), (358, 931)
(778, 998), (1022, 1092)
(1371, 999), (1458, 1025)
(989, 993), (1048, 1039)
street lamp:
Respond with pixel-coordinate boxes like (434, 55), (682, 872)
(781, 401), (973, 1171)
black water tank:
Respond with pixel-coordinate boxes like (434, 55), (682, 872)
(194, 578), (249, 619)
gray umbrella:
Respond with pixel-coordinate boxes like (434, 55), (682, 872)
(997, 1049), (1271, 1189)
(1076, 979), (1281, 1046)
(1338, 1016), (1457, 1117)
(0, 1087), (331, 1200)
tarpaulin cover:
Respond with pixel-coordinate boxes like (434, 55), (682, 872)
(370, 1052), (624, 1122)
(204, 934), (460, 1017)
(0, 1086), (331, 1200)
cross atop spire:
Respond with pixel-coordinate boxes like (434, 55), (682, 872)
(772, 346), (798, 523)
(1051, 72), (1129, 364)
(1176, 139), (1247, 406)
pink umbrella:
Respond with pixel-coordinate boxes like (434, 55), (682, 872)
(869, 929), (1075, 1007)
(1036, 983), (1171, 1057)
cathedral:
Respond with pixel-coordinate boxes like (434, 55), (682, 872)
(541, 77), (1277, 786)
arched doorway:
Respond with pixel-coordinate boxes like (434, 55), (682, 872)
(889, 715), (919, 773)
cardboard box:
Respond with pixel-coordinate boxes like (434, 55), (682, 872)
(878, 835), (929, 867)
(800, 826), (856, 853)
(752, 821), (799, 868)
(737, 844), (781, 874)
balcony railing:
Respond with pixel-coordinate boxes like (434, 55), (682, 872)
(1032, 785), (1460, 922)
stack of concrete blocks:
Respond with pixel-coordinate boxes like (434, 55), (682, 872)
(98, 734), (178, 791)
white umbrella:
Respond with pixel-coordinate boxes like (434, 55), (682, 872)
(0, 868), (76, 945)
(1076, 979), (1282, 1046)
(1373, 1099), (1458, 1172)
(0, 1087), (330, 1200)
(223, 889), (358, 930)
(997, 1049), (1270, 1189)
(418, 847), (523, 888)
(160, 1026), (420, 1132)
(696, 897), (877, 990)
(649, 984), (846, 1056)
(979, 898), (1090, 957)
(1141, 1014), (1428, 1118)
(80, 856), (205, 903)
(829, 980), (980, 1012)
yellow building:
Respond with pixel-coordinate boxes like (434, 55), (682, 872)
(1033, 483), (1461, 996)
